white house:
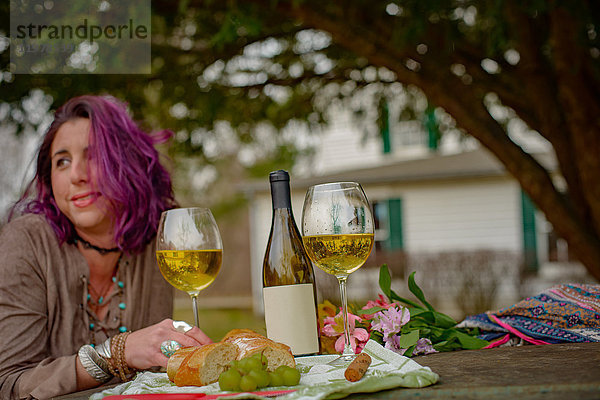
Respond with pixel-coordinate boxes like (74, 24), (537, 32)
(241, 110), (593, 319)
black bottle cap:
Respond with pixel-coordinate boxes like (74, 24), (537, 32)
(269, 170), (290, 182)
(269, 170), (292, 209)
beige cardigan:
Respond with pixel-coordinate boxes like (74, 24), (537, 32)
(0, 214), (173, 399)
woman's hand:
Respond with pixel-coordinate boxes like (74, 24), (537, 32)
(124, 319), (212, 370)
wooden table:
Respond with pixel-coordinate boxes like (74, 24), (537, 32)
(55, 342), (600, 400)
(355, 342), (600, 400)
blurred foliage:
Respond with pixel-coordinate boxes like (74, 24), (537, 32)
(2, 1), (600, 278)
(0, 0), (435, 183)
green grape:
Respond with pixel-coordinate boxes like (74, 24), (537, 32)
(281, 367), (301, 386)
(243, 357), (263, 372)
(220, 355), (301, 392)
(269, 371), (284, 387)
(274, 366), (289, 375)
(218, 368), (241, 392)
(248, 369), (271, 388)
(236, 358), (249, 371)
(257, 353), (268, 370)
(239, 374), (258, 392)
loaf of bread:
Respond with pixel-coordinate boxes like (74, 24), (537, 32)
(169, 342), (238, 387)
(167, 329), (295, 387)
(222, 329), (295, 371)
(166, 346), (196, 382)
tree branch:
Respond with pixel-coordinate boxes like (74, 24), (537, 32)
(504, 2), (590, 224)
(550, 4), (600, 235)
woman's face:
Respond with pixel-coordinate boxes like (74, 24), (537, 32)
(50, 118), (113, 237)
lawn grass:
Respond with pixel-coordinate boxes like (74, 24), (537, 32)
(173, 307), (266, 342)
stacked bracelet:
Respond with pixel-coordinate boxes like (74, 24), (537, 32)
(96, 337), (112, 359)
(78, 332), (135, 383)
(78, 345), (112, 383)
(106, 331), (134, 382)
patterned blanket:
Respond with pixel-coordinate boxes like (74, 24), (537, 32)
(458, 283), (600, 346)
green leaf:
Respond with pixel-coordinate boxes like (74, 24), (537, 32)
(408, 308), (435, 322)
(434, 312), (458, 328)
(379, 265), (421, 308)
(402, 345), (416, 357)
(434, 328), (489, 350)
(389, 293), (422, 309)
(398, 329), (420, 348)
(378, 264), (392, 299)
(403, 319), (431, 330)
(432, 337), (460, 352)
(410, 309), (456, 329)
(369, 330), (384, 343)
(357, 306), (387, 316)
(449, 330), (489, 350)
(407, 271), (434, 311)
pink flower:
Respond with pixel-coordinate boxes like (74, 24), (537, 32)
(335, 327), (370, 354)
(361, 294), (398, 320)
(321, 310), (345, 336)
(322, 310), (370, 354)
(370, 305), (410, 341)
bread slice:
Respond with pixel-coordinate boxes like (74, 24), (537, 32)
(166, 346), (196, 382)
(171, 342), (238, 386)
(222, 329), (295, 370)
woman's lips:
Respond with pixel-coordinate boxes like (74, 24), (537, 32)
(71, 192), (98, 208)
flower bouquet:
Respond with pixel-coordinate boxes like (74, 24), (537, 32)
(318, 265), (489, 357)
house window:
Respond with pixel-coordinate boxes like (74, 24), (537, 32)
(369, 198), (405, 277)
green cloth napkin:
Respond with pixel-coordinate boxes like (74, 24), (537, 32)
(90, 340), (438, 400)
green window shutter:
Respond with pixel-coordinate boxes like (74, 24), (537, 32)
(521, 191), (538, 271)
(386, 198), (403, 250)
(424, 104), (440, 150)
(381, 101), (391, 154)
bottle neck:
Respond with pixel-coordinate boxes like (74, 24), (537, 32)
(270, 180), (292, 210)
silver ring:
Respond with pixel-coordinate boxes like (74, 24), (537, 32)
(160, 340), (182, 358)
(173, 320), (193, 333)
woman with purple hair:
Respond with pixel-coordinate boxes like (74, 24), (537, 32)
(0, 95), (212, 399)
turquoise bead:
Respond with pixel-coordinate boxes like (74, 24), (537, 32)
(89, 323), (94, 329)
(119, 326), (127, 333)
(98, 296), (103, 304)
(112, 276), (117, 283)
(118, 281), (124, 288)
(91, 343), (95, 348)
(87, 294), (91, 301)
(119, 302), (126, 310)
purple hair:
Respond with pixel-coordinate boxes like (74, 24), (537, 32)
(12, 95), (178, 253)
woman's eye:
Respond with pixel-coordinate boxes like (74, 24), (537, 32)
(55, 158), (70, 169)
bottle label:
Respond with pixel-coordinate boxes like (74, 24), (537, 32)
(263, 284), (319, 356)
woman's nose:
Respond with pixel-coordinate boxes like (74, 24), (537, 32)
(70, 158), (89, 183)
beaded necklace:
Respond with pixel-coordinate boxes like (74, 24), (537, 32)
(85, 256), (128, 347)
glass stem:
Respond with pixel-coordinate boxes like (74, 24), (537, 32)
(190, 294), (200, 327)
(337, 275), (354, 356)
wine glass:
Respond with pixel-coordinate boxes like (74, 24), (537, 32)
(301, 182), (374, 365)
(156, 207), (223, 327)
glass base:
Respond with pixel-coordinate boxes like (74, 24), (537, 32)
(327, 353), (357, 367)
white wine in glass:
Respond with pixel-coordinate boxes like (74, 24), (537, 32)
(302, 182), (374, 365)
(156, 207), (223, 327)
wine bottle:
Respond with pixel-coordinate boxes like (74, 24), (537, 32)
(262, 170), (320, 356)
